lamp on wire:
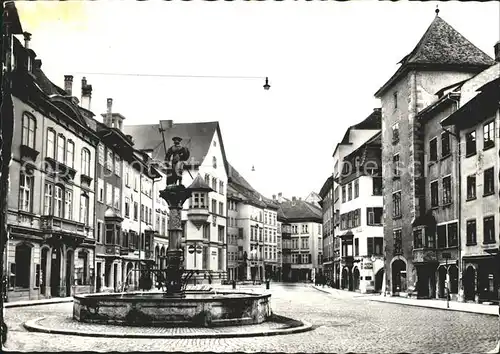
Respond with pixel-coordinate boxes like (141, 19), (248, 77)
(73, 71), (271, 90)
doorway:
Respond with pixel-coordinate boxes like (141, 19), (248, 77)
(463, 266), (476, 301)
(375, 268), (384, 293)
(113, 263), (118, 291)
(40, 248), (48, 296)
(353, 267), (360, 291)
(96, 262), (102, 293)
(66, 249), (74, 296)
(392, 259), (407, 294)
(50, 248), (61, 297)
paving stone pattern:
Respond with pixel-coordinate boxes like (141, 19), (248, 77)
(4, 283), (498, 353)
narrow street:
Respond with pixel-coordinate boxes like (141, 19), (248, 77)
(4, 284), (497, 353)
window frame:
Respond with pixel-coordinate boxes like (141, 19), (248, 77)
(21, 112), (36, 149)
(483, 120), (495, 150)
(465, 130), (477, 157)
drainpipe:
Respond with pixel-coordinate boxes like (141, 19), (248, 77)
(93, 141), (98, 293)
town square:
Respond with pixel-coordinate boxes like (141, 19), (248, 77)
(1, 0), (499, 353)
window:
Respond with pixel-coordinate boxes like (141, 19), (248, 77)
(353, 209), (360, 227)
(114, 155), (121, 176)
(141, 204), (145, 222)
(392, 123), (399, 143)
(98, 144), (104, 165)
(484, 167), (494, 195)
(430, 181), (439, 207)
(19, 173), (33, 212)
(465, 131), (476, 156)
(393, 154), (400, 177)
(97, 221), (103, 243)
(484, 216), (495, 244)
(437, 225), (447, 248)
(57, 134), (65, 163)
(105, 223), (114, 244)
(211, 199), (217, 214)
(466, 219), (476, 245)
(393, 229), (402, 255)
(81, 148), (91, 176)
(106, 183), (112, 205)
(65, 190), (72, 220)
(133, 173), (138, 191)
(211, 177), (217, 191)
(429, 138), (437, 161)
(125, 197), (130, 218)
(106, 149), (113, 171)
(441, 132), (450, 157)
(43, 183), (53, 215)
(46, 129), (55, 159)
(467, 175), (476, 200)
(354, 238), (359, 256)
(392, 191), (401, 218)
(219, 202), (224, 216)
(447, 222), (458, 247)
(413, 229), (423, 249)
(80, 194), (89, 225)
(66, 140), (74, 168)
(191, 192), (206, 208)
(212, 156), (217, 169)
(367, 207), (383, 225)
(348, 183), (352, 201)
(442, 176), (452, 204)
(342, 186), (346, 203)
(393, 92), (398, 109)
(113, 187), (120, 209)
(373, 177), (382, 195)
(22, 113), (36, 148)
(354, 179), (359, 198)
(125, 166), (130, 187)
(483, 121), (495, 149)
(97, 179), (104, 203)
(161, 216), (166, 235)
(134, 202), (138, 221)
(219, 181), (224, 195)
(204, 174), (210, 185)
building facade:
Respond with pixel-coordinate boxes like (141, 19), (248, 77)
(6, 36), (98, 301)
(338, 133), (383, 293)
(375, 13), (495, 296)
(442, 60), (500, 303)
(319, 176), (334, 284)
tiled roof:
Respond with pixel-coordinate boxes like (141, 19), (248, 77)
(375, 15), (495, 97)
(278, 200), (322, 222)
(318, 176), (333, 199)
(227, 163), (277, 209)
(122, 121), (228, 174)
(189, 173), (213, 192)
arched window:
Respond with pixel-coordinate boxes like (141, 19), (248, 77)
(81, 148), (91, 176)
(66, 140), (75, 168)
(14, 243), (32, 288)
(57, 134), (65, 163)
(22, 113), (36, 149)
(46, 128), (56, 159)
(212, 156), (217, 169)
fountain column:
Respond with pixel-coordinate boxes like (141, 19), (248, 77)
(160, 184), (192, 297)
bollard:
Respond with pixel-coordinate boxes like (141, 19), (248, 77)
(266, 280), (270, 290)
(232, 280), (236, 289)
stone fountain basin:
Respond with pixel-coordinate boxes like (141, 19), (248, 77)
(73, 291), (272, 327)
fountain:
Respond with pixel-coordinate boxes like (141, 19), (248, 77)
(72, 134), (272, 328)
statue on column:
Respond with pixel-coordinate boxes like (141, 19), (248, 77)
(165, 137), (190, 186)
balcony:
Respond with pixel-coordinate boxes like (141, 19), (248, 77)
(44, 157), (77, 182)
(412, 248), (437, 264)
(20, 144), (40, 162)
(105, 245), (121, 256)
(40, 215), (88, 239)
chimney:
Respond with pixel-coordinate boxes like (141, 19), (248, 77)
(495, 41), (500, 62)
(126, 135), (134, 144)
(34, 59), (42, 69)
(292, 196), (296, 202)
(81, 77), (92, 110)
(104, 98), (113, 127)
(23, 32), (31, 49)
(272, 195), (276, 200)
(64, 75), (73, 96)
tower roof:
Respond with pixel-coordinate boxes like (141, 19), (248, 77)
(375, 14), (495, 97)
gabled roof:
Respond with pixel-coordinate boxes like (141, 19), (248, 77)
(123, 121), (229, 175)
(278, 200), (322, 223)
(375, 15), (495, 98)
(189, 173), (213, 192)
(332, 108), (381, 157)
(318, 176), (333, 199)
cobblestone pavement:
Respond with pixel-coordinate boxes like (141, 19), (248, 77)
(3, 283), (498, 353)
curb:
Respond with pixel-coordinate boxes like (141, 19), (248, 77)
(368, 298), (498, 317)
(23, 316), (313, 339)
(5, 298), (74, 309)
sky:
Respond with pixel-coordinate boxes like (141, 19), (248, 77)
(15, 0), (500, 200)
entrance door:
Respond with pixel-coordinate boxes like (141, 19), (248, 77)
(66, 250), (74, 296)
(50, 248), (61, 297)
(392, 260), (407, 294)
(353, 267), (360, 291)
(96, 263), (102, 293)
(113, 263), (118, 291)
(464, 266), (476, 301)
(40, 248), (48, 296)
(375, 268), (384, 293)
